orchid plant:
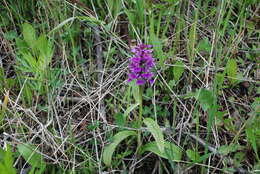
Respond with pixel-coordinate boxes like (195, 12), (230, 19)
(102, 44), (182, 167)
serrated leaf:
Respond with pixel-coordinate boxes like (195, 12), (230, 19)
(173, 60), (184, 82)
(103, 131), (137, 166)
(226, 59), (237, 84)
(143, 118), (165, 153)
(141, 141), (182, 160)
(17, 144), (46, 169)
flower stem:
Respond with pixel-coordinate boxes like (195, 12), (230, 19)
(137, 86), (143, 154)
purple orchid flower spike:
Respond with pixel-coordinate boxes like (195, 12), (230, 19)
(128, 43), (155, 85)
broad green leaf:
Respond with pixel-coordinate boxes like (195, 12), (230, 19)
(226, 59), (237, 84)
(114, 112), (125, 127)
(4, 145), (15, 173)
(36, 34), (53, 61)
(22, 23), (36, 49)
(173, 60), (184, 82)
(197, 38), (211, 53)
(0, 145), (16, 174)
(15, 38), (28, 53)
(17, 144), (46, 169)
(186, 149), (200, 162)
(103, 131), (137, 166)
(141, 141), (182, 160)
(0, 163), (8, 174)
(215, 73), (225, 89)
(143, 118), (165, 153)
(196, 89), (215, 111)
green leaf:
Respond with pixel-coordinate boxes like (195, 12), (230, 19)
(197, 38), (211, 53)
(215, 73), (225, 89)
(0, 147), (4, 161)
(49, 17), (76, 34)
(15, 38), (28, 53)
(143, 118), (165, 153)
(246, 127), (260, 161)
(17, 143), (46, 169)
(218, 144), (241, 155)
(3, 31), (17, 41)
(226, 59), (237, 85)
(103, 131), (137, 166)
(22, 23), (36, 49)
(4, 145), (13, 171)
(141, 141), (182, 160)
(114, 112), (125, 127)
(36, 34), (53, 61)
(150, 32), (164, 67)
(124, 103), (139, 119)
(186, 149), (200, 162)
(28, 167), (36, 174)
(131, 84), (139, 103)
(0, 163), (8, 174)
(173, 60), (185, 82)
(0, 145), (16, 174)
(196, 89), (215, 111)
(136, 0), (145, 25)
(22, 52), (37, 72)
(124, 9), (135, 26)
(107, 0), (122, 17)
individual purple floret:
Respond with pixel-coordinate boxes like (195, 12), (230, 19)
(128, 43), (155, 85)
